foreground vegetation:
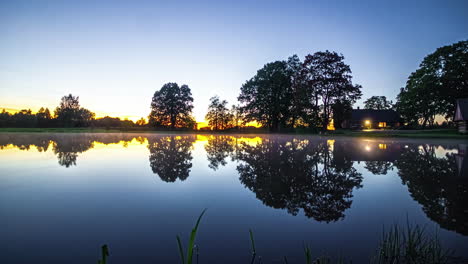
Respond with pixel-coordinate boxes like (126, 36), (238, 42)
(96, 211), (458, 264)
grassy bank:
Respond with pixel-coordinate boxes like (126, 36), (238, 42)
(0, 127), (467, 139)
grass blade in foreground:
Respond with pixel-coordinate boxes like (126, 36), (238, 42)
(176, 209), (207, 264)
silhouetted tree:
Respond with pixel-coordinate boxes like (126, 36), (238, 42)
(238, 61), (294, 131)
(55, 94), (95, 127)
(0, 109), (10, 127)
(147, 135), (196, 182)
(136, 117), (146, 126)
(300, 51), (362, 130)
(10, 109), (37, 127)
(396, 40), (468, 127)
(36, 107), (53, 127)
(205, 96), (233, 130)
(148, 83), (194, 130)
(364, 96), (393, 110)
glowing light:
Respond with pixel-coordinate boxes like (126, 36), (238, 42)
(365, 120), (371, 125)
(365, 145), (372, 151)
(378, 143), (387, 149)
(327, 119), (335, 130)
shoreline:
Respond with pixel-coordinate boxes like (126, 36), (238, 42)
(0, 127), (467, 139)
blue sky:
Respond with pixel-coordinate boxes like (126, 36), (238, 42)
(1, 0), (467, 122)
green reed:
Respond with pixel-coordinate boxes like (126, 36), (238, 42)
(96, 210), (455, 264)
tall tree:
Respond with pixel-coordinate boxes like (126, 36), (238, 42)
(55, 94), (95, 127)
(396, 40), (468, 126)
(363, 96), (393, 110)
(301, 51), (362, 130)
(205, 96), (232, 130)
(149, 83), (194, 130)
(238, 61), (293, 131)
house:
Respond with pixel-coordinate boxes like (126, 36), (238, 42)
(343, 108), (401, 129)
(455, 98), (468, 134)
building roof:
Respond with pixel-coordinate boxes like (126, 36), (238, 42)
(455, 98), (468, 121)
(350, 109), (400, 122)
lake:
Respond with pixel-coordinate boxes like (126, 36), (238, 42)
(0, 133), (467, 263)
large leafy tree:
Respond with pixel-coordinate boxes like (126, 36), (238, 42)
(238, 61), (294, 131)
(149, 83), (194, 130)
(396, 40), (468, 126)
(205, 96), (233, 130)
(364, 96), (393, 110)
(301, 51), (362, 130)
(55, 94), (95, 127)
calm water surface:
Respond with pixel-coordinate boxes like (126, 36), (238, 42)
(0, 133), (467, 263)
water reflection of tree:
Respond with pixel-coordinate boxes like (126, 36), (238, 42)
(395, 145), (468, 236)
(0, 134), (140, 167)
(204, 136), (235, 170)
(236, 138), (363, 222)
(364, 161), (394, 175)
(52, 137), (94, 167)
(147, 136), (196, 182)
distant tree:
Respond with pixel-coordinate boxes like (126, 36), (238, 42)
(136, 117), (146, 126)
(0, 109), (11, 127)
(148, 83), (194, 130)
(55, 94), (95, 127)
(301, 51), (362, 130)
(12, 109), (37, 127)
(36, 107), (52, 127)
(238, 61), (293, 131)
(364, 96), (393, 110)
(205, 96), (232, 130)
(396, 40), (468, 127)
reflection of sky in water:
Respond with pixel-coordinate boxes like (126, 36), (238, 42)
(0, 133), (467, 264)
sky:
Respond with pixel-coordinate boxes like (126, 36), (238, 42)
(1, 0), (467, 123)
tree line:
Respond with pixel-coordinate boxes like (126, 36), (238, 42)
(0, 94), (147, 129)
(2, 40), (466, 130)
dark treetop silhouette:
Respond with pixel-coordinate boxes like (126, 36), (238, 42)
(148, 83), (195, 130)
(396, 40), (468, 128)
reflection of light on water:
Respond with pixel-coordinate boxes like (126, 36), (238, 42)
(327, 139), (335, 151)
(378, 144), (387, 150)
